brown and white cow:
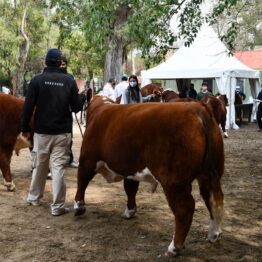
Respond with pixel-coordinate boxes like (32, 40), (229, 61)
(74, 95), (224, 255)
(0, 93), (32, 191)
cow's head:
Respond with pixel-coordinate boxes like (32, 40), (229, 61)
(141, 84), (163, 102)
(215, 93), (229, 106)
(162, 90), (179, 102)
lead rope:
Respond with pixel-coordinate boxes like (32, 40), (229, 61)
(74, 113), (84, 138)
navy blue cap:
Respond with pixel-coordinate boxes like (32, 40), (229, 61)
(45, 48), (62, 62)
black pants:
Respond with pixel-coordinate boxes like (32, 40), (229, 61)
(257, 104), (262, 129)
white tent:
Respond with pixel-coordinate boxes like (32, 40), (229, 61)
(141, 26), (261, 129)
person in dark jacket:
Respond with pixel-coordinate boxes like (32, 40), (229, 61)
(235, 86), (246, 101)
(21, 48), (86, 216)
(257, 85), (262, 131)
(196, 82), (212, 100)
(188, 83), (197, 99)
(61, 56), (74, 79)
(60, 56), (79, 168)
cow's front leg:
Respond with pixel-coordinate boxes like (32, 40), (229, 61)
(74, 167), (95, 216)
(0, 150), (16, 192)
(122, 178), (139, 219)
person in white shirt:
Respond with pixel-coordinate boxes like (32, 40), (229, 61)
(115, 74), (129, 103)
(102, 78), (116, 101)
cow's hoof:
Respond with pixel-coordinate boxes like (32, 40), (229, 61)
(122, 207), (136, 219)
(4, 180), (16, 192)
(74, 200), (86, 216)
(208, 231), (222, 243)
(223, 132), (228, 138)
(165, 240), (183, 256)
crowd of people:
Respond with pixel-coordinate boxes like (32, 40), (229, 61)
(99, 74), (157, 104)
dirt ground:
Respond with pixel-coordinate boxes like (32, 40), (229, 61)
(0, 121), (261, 262)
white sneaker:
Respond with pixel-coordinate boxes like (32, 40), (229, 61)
(52, 207), (70, 216)
(27, 199), (40, 206)
(69, 161), (79, 168)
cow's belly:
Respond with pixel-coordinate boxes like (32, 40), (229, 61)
(95, 161), (158, 192)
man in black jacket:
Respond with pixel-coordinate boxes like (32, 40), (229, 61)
(21, 48), (86, 216)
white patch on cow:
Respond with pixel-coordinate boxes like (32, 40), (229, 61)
(122, 207), (137, 219)
(208, 193), (223, 242)
(167, 239), (176, 254)
(14, 133), (32, 156)
(223, 131), (228, 138)
(3, 179), (16, 192)
(95, 161), (124, 183)
(127, 167), (159, 193)
(74, 200), (85, 210)
(95, 162), (159, 192)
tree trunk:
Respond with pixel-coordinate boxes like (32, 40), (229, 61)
(16, 4), (30, 97)
(103, 4), (131, 84)
(104, 38), (126, 84)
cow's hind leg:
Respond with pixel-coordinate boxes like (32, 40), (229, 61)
(122, 179), (139, 219)
(0, 150), (16, 191)
(74, 166), (95, 216)
(198, 176), (224, 242)
(163, 184), (195, 255)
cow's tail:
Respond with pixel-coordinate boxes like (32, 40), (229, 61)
(200, 102), (224, 186)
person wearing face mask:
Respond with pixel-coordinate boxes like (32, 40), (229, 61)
(196, 82), (212, 101)
(61, 56), (74, 79)
(120, 75), (155, 104)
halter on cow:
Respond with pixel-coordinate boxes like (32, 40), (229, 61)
(74, 95), (225, 255)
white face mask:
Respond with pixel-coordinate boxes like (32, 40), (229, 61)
(129, 82), (137, 87)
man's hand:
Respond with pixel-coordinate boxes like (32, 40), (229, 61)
(22, 132), (30, 139)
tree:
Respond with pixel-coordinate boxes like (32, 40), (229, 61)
(0, 0), (55, 96)
(214, 0), (262, 51)
(50, 0), (243, 83)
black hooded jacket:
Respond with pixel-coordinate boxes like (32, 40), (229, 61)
(21, 67), (86, 134)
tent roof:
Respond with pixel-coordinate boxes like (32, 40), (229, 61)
(141, 26), (260, 80)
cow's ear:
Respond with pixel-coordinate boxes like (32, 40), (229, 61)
(86, 88), (93, 102)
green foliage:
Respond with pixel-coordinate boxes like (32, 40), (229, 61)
(1, 0), (258, 85)
(50, 0), (243, 70)
(214, 0), (262, 51)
